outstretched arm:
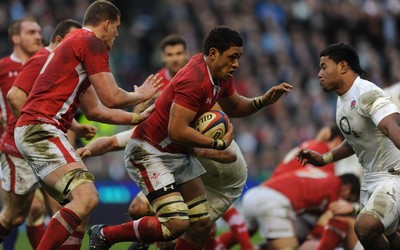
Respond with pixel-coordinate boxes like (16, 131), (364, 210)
(218, 82), (293, 118)
(89, 73), (162, 108)
(297, 140), (354, 166)
(79, 86), (154, 125)
(76, 129), (134, 158)
(192, 142), (237, 163)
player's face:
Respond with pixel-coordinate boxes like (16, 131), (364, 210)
(212, 46), (243, 81)
(103, 17), (120, 50)
(17, 21), (43, 56)
(318, 56), (342, 93)
(161, 44), (189, 76)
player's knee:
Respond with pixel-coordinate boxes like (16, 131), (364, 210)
(54, 168), (97, 209)
(185, 194), (212, 239)
(355, 214), (384, 243)
(163, 218), (190, 240)
(2, 212), (28, 229)
(128, 194), (154, 220)
(151, 193), (190, 241)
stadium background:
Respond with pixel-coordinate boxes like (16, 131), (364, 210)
(0, 0), (400, 229)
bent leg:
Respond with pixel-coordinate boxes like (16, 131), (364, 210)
(355, 214), (388, 250)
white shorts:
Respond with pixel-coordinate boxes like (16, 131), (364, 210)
(14, 124), (82, 179)
(0, 152), (40, 195)
(242, 186), (296, 239)
(124, 138), (206, 195)
(199, 141), (247, 221)
(360, 173), (400, 235)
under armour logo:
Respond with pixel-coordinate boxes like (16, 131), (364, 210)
(8, 71), (18, 78)
(206, 98), (212, 104)
(163, 185), (174, 192)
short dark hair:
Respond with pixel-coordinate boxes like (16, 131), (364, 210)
(203, 25), (243, 55)
(8, 17), (37, 43)
(320, 43), (365, 77)
(339, 173), (360, 199)
(50, 19), (81, 43)
(83, 0), (120, 27)
(160, 34), (186, 51)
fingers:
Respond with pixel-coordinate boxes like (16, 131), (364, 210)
(277, 82), (293, 94)
(153, 75), (164, 90)
(146, 73), (163, 88)
(145, 104), (156, 113)
(85, 132), (96, 140)
(297, 149), (308, 166)
(222, 123), (234, 147)
(76, 148), (90, 158)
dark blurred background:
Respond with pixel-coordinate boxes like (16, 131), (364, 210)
(1, 0), (399, 224)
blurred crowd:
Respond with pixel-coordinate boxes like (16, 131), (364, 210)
(1, 0), (400, 181)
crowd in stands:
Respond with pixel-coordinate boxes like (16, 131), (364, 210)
(1, 0), (400, 181)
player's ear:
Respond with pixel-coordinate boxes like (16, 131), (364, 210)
(208, 47), (218, 59)
(338, 61), (349, 74)
(55, 35), (62, 43)
(11, 34), (20, 45)
(103, 20), (111, 32)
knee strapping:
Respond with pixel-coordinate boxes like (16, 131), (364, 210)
(54, 168), (95, 205)
(187, 194), (210, 222)
(153, 194), (189, 223)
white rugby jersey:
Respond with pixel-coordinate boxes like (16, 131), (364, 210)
(336, 76), (400, 174)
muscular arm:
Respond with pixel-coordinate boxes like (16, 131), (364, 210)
(76, 129), (133, 158)
(79, 85), (134, 125)
(218, 82), (292, 118)
(192, 143), (237, 163)
(168, 103), (233, 149)
(7, 86), (28, 118)
(297, 140), (354, 166)
(378, 113), (400, 149)
(89, 72), (162, 108)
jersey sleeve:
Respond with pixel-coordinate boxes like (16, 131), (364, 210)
(221, 78), (236, 98)
(173, 79), (203, 112)
(358, 89), (399, 126)
(81, 36), (111, 76)
(13, 57), (45, 94)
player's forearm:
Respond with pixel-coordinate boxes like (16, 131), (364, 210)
(84, 107), (133, 125)
(6, 87), (27, 118)
(8, 101), (23, 118)
(169, 126), (216, 149)
(84, 136), (120, 156)
(98, 89), (145, 109)
(226, 96), (258, 117)
(69, 119), (80, 133)
(330, 140), (354, 162)
(322, 140), (355, 165)
(193, 147), (237, 163)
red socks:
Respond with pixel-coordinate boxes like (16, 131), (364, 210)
(220, 207), (253, 250)
(26, 223), (46, 249)
(36, 207), (81, 250)
(103, 216), (165, 244)
(175, 237), (202, 250)
(59, 231), (85, 250)
(317, 218), (348, 250)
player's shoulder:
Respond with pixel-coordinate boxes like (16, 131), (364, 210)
(0, 55), (11, 65)
(173, 55), (207, 85)
(63, 28), (106, 52)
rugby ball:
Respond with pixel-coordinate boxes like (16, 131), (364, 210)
(194, 110), (229, 139)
